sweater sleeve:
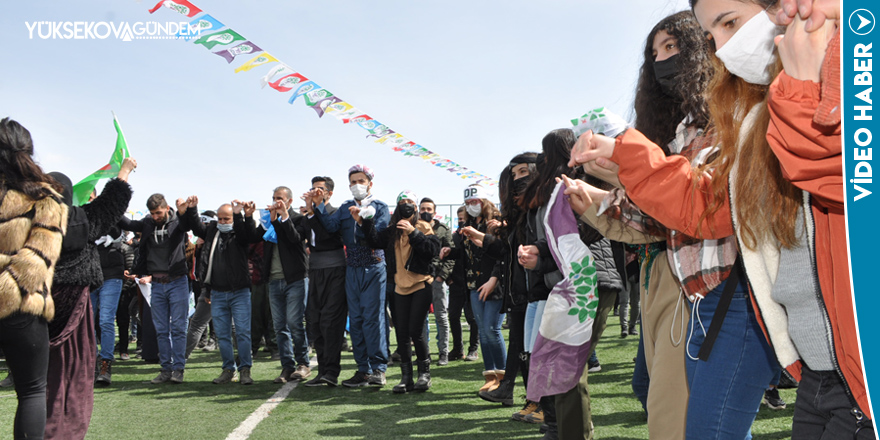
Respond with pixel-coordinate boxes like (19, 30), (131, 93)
(767, 63), (843, 210)
(82, 178), (132, 241)
(613, 129), (734, 239)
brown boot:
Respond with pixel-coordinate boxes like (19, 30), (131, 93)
(489, 370), (505, 392)
(479, 370), (498, 393)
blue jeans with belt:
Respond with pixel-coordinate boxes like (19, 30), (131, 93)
(685, 278), (779, 440)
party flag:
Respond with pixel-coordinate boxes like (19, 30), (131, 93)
(194, 28), (245, 50)
(393, 141), (417, 152)
(72, 113), (131, 206)
(347, 115), (373, 126)
(268, 73), (308, 92)
(260, 64), (293, 88)
(177, 14), (223, 40)
(214, 41), (262, 63)
(308, 96), (342, 118)
(148, 0), (202, 17)
(376, 133), (407, 146)
(288, 81), (319, 104)
(365, 124), (393, 139)
(324, 101), (353, 116)
(234, 53), (278, 73)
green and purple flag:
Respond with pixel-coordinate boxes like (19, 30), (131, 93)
(72, 114), (130, 206)
(193, 29), (245, 50)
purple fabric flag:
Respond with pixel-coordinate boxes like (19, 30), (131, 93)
(308, 95), (342, 118)
(213, 41), (262, 63)
(526, 182), (598, 403)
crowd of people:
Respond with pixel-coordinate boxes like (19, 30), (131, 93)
(0, 0), (871, 439)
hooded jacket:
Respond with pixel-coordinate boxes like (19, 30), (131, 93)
(119, 205), (191, 278)
(186, 207), (259, 293)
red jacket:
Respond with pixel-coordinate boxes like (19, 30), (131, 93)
(766, 32), (870, 418)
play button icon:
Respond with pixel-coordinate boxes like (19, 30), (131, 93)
(850, 9), (875, 35)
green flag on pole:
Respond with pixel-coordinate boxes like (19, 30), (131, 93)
(72, 113), (131, 206)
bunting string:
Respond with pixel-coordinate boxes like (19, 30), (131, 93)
(148, 0), (497, 186)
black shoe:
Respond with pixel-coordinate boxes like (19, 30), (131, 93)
(367, 370), (386, 387)
(0, 373), (13, 388)
(629, 326), (639, 336)
(539, 423), (549, 434)
(393, 362), (414, 394)
(305, 374), (338, 387)
(479, 377), (514, 406)
(437, 354), (449, 366)
(541, 422), (558, 440)
(342, 371), (371, 388)
(620, 329), (629, 338)
(413, 360), (431, 391)
(95, 359), (113, 387)
(778, 372), (799, 389)
(763, 388), (787, 410)
(448, 349), (463, 361)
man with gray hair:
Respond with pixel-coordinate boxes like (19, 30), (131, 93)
(260, 186), (311, 384)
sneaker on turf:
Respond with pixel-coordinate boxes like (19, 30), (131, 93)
(763, 388), (786, 410)
(438, 354), (449, 366)
(0, 373), (13, 388)
(367, 370), (386, 387)
(291, 364), (311, 381)
(213, 369), (235, 384)
(587, 361), (601, 373)
(95, 359), (112, 387)
(170, 369), (184, 384)
(239, 367), (253, 385)
(523, 408), (545, 424)
(464, 350), (479, 362)
(342, 371), (371, 388)
(274, 367), (295, 384)
(150, 370), (172, 384)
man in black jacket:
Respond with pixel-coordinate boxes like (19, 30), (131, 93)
(301, 177), (348, 387)
(418, 197), (454, 366)
(260, 187), (311, 384)
(119, 193), (194, 384)
(185, 200), (259, 385)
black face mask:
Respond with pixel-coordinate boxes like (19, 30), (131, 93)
(420, 212), (433, 223)
(653, 53), (680, 98)
(397, 203), (415, 219)
(513, 175), (531, 196)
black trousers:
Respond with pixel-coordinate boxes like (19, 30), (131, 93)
(250, 282), (277, 352)
(500, 309), (526, 387)
(139, 300), (159, 363)
(115, 287), (136, 355)
(448, 286), (479, 354)
(307, 266), (348, 379)
(793, 365), (876, 439)
(0, 312), (49, 439)
(392, 284), (433, 363)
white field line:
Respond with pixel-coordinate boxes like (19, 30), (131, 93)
(225, 381), (297, 440)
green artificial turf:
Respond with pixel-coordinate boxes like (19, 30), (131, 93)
(0, 314), (796, 439)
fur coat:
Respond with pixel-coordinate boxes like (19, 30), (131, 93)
(0, 185), (68, 321)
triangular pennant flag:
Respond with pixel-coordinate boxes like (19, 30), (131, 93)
(148, 0), (202, 17)
(287, 81), (319, 103)
(308, 96), (342, 118)
(193, 28), (245, 50)
(260, 64), (293, 88)
(213, 41), (261, 63)
(234, 53), (278, 73)
(268, 73), (308, 92)
(177, 14), (223, 40)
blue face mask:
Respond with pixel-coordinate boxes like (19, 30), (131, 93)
(217, 223), (234, 233)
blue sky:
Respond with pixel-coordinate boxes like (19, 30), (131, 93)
(2, 0), (690, 219)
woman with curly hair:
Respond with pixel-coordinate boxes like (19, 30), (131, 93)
(0, 117), (68, 440)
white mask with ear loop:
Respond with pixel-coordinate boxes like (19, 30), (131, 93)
(714, 11), (781, 85)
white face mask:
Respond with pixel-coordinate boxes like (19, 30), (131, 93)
(350, 184), (369, 201)
(714, 11), (780, 85)
(466, 203), (482, 218)
(217, 223), (234, 233)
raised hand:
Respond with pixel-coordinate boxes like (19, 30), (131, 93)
(231, 199), (244, 215)
(275, 200), (289, 221)
(461, 226), (485, 247)
(309, 188), (325, 206)
(118, 157), (138, 182)
(439, 246), (451, 259)
(775, 0), (839, 32)
(568, 131), (617, 168)
(176, 198), (187, 213)
(486, 219), (502, 235)
(775, 15), (836, 82)
(244, 201), (256, 218)
(396, 219), (415, 234)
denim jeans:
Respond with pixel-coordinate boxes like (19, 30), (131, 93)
(91, 278), (123, 361)
(523, 300), (546, 353)
(150, 275), (190, 371)
(470, 290), (506, 371)
(268, 278), (309, 369)
(211, 288), (253, 371)
(346, 264), (388, 374)
(632, 325), (650, 414)
(685, 278), (779, 440)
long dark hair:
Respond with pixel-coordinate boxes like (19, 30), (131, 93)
(634, 11), (713, 151)
(0, 117), (63, 200)
(521, 129), (579, 210)
(498, 153), (537, 243)
(389, 200), (418, 245)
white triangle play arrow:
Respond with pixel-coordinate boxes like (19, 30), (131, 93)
(858, 14), (872, 30)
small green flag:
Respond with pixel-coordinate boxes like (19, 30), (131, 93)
(72, 113), (130, 206)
